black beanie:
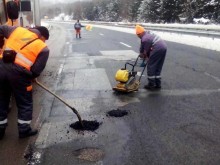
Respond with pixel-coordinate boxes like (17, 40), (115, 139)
(35, 26), (49, 40)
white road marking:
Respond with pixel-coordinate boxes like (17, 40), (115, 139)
(99, 33), (104, 36)
(73, 68), (112, 90)
(68, 44), (72, 53)
(100, 50), (138, 60)
(120, 42), (132, 48)
(35, 123), (51, 149)
(58, 64), (64, 75)
(204, 72), (220, 83)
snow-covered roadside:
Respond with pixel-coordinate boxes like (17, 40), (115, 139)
(92, 24), (220, 52)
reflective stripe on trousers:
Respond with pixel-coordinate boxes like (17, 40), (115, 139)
(0, 119), (7, 125)
(18, 119), (31, 124)
(148, 76), (161, 79)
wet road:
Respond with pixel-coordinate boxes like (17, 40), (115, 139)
(1, 22), (220, 165)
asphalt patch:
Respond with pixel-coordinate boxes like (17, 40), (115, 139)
(107, 109), (128, 117)
(73, 148), (105, 162)
(70, 120), (100, 131)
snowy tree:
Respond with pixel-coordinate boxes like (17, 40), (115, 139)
(160, 0), (184, 23)
(82, 2), (95, 20)
(138, 0), (161, 23)
(40, 0), (220, 24)
(106, 0), (120, 21)
(197, 0), (220, 22)
(119, 0), (133, 21)
(181, 0), (194, 23)
(128, 0), (142, 22)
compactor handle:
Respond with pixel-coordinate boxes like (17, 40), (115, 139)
(124, 62), (135, 70)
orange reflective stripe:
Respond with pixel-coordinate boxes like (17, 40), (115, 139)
(26, 85), (32, 91)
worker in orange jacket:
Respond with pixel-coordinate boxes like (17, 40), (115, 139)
(0, 25), (50, 139)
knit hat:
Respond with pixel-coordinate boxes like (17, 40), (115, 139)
(35, 26), (49, 40)
(135, 25), (145, 35)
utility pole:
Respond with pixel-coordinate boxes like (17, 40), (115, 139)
(33, 0), (41, 26)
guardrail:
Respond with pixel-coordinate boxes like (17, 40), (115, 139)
(43, 19), (220, 38)
(85, 21), (220, 38)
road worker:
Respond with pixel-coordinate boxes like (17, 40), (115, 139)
(136, 25), (167, 90)
(0, 25), (50, 139)
(74, 20), (84, 38)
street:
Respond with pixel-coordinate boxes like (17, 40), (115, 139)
(0, 22), (220, 165)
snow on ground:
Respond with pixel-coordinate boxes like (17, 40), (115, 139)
(92, 24), (220, 52)
(42, 21), (220, 52)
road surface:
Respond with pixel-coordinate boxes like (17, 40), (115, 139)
(0, 22), (220, 165)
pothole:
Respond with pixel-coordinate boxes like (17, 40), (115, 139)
(107, 109), (128, 117)
(70, 120), (100, 131)
(73, 148), (105, 162)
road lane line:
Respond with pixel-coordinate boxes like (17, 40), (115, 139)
(68, 44), (72, 53)
(204, 72), (220, 83)
(99, 33), (104, 36)
(120, 42), (132, 48)
(58, 64), (64, 75)
(35, 123), (51, 149)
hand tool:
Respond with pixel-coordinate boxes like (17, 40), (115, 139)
(35, 79), (83, 127)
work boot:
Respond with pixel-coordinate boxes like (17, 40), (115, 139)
(19, 129), (38, 139)
(144, 83), (156, 90)
(155, 77), (162, 89)
(144, 78), (156, 90)
(0, 128), (6, 140)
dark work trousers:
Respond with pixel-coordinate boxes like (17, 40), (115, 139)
(0, 60), (33, 134)
(147, 43), (167, 86)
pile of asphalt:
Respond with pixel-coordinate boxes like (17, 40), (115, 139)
(70, 120), (100, 131)
(107, 109), (128, 117)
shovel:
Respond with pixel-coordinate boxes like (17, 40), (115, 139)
(35, 79), (83, 127)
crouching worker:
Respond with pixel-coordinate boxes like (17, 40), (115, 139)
(0, 25), (50, 139)
(136, 25), (167, 90)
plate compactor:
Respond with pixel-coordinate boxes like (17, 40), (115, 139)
(113, 56), (147, 93)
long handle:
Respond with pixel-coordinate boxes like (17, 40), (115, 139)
(35, 79), (83, 126)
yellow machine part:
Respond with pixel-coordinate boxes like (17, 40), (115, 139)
(115, 69), (129, 82)
(113, 80), (140, 93)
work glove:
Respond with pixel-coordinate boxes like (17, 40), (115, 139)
(139, 53), (147, 59)
(140, 60), (146, 67)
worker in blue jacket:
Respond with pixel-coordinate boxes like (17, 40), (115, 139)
(74, 20), (84, 38)
(136, 25), (167, 90)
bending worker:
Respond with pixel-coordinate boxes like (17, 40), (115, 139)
(0, 25), (50, 139)
(136, 25), (167, 90)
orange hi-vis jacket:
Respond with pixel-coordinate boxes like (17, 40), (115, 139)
(3, 27), (46, 70)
